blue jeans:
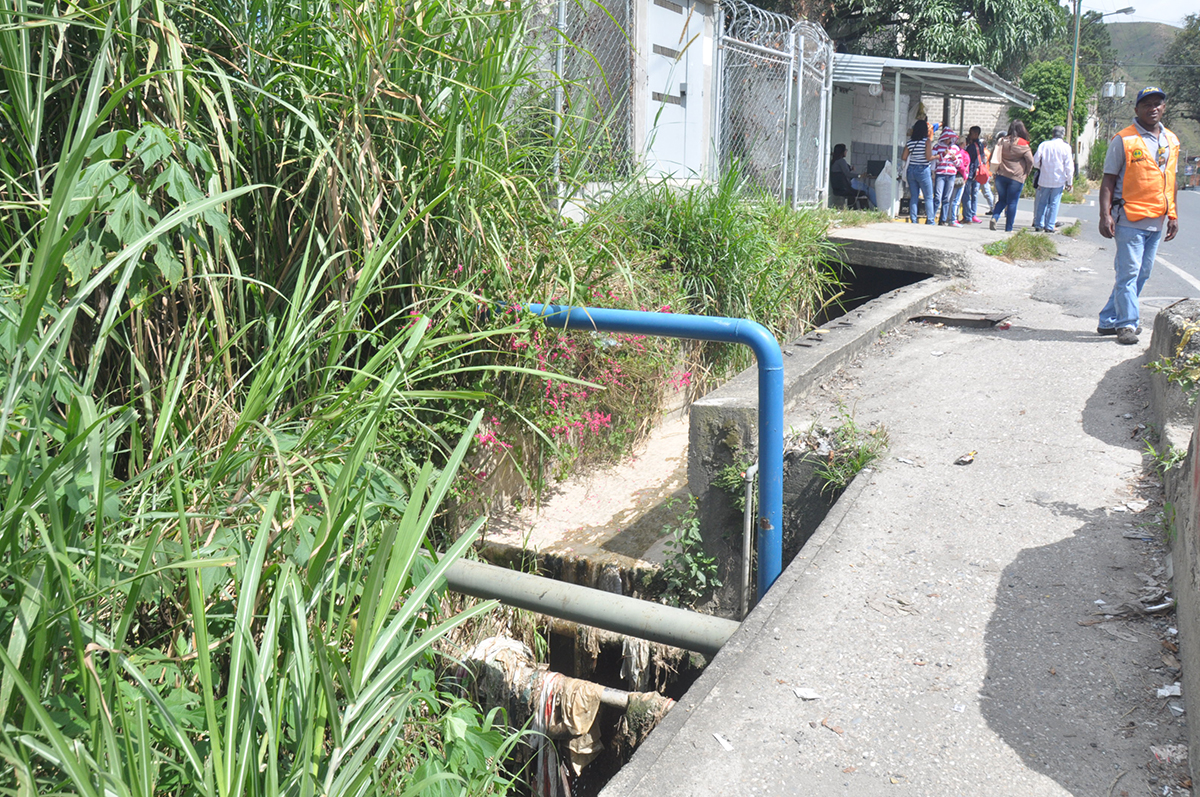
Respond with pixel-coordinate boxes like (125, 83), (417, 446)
(950, 181), (965, 222)
(980, 180), (996, 213)
(1098, 225), (1165, 331)
(963, 179), (979, 220)
(907, 163), (934, 224)
(992, 175), (1023, 231)
(1034, 186), (1065, 231)
(933, 173), (956, 223)
(851, 178), (878, 209)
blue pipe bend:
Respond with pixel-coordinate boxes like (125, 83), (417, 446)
(523, 304), (785, 599)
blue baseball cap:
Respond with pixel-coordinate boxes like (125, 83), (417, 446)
(1136, 86), (1167, 104)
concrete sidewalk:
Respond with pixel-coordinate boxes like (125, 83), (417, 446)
(601, 218), (1191, 796)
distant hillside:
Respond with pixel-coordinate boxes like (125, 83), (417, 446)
(1101, 21), (1199, 153)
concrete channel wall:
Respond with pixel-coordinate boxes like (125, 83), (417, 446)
(689, 272), (957, 615)
(1149, 299), (1200, 786)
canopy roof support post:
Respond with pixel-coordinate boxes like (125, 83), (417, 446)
(891, 72), (902, 218)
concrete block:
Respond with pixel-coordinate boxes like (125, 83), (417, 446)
(829, 234), (970, 277)
(1150, 301), (1200, 788)
(687, 274), (957, 615)
(1150, 299), (1200, 447)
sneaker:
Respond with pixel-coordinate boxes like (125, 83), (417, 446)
(949, 221), (963, 227)
(971, 216), (981, 223)
(1097, 325), (1141, 336)
(989, 218), (997, 231)
(1116, 326), (1139, 345)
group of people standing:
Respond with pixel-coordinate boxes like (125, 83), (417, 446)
(830, 86), (1182, 350)
(901, 121), (985, 227)
(897, 119), (1076, 233)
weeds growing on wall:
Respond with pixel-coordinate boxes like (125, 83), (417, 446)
(1148, 321), (1200, 405)
(605, 170), (843, 380)
(793, 407), (889, 494)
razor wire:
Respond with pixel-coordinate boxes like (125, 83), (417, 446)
(716, 1), (832, 206)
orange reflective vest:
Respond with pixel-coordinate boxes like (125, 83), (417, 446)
(1118, 123), (1179, 222)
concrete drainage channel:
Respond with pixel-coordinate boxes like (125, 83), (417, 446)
(449, 256), (961, 796)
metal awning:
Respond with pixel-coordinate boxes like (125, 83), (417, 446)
(832, 53), (1036, 109)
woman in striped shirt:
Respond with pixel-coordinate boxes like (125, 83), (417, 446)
(901, 120), (935, 224)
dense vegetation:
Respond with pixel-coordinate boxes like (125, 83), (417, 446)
(759, 0), (1062, 79)
(0, 0), (839, 793)
(1157, 14), (1200, 127)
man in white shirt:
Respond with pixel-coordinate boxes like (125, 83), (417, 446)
(1031, 126), (1074, 232)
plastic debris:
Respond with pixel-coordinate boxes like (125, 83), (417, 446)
(463, 636), (675, 796)
(620, 638), (650, 692)
(1170, 702), (1186, 717)
(713, 732), (734, 751)
(1157, 682), (1182, 698)
(954, 451), (976, 465)
(952, 703), (966, 713)
(1151, 744), (1189, 763)
(794, 687), (823, 701)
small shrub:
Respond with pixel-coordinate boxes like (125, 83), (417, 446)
(999, 229), (1058, 261)
(1061, 219), (1083, 237)
(794, 407), (889, 494)
(1148, 320), (1200, 404)
(713, 459), (755, 512)
(1061, 180), (1091, 204)
(1088, 139), (1108, 181)
(656, 495), (721, 608)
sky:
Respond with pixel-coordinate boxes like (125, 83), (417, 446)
(1071, 0), (1189, 28)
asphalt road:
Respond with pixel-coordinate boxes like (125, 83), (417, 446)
(1023, 188), (1200, 326)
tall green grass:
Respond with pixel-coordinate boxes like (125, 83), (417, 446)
(606, 170), (843, 376)
(0, 1), (845, 792)
(0, 0), (576, 792)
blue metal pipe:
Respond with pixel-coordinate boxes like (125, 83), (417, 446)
(522, 304), (785, 598)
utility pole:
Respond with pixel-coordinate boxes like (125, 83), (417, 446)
(1066, 0), (1083, 175)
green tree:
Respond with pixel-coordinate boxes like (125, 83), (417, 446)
(1011, 58), (1091, 148)
(1027, 9), (1116, 98)
(757, 0), (1062, 80)
(1156, 14), (1200, 125)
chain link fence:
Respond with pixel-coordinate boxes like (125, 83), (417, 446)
(543, 0), (636, 181)
(525, 0), (833, 203)
(715, 1), (832, 206)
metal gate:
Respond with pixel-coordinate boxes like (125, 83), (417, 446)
(714, 0), (833, 206)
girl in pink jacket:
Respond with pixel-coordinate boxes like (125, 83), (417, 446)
(933, 129), (967, 226)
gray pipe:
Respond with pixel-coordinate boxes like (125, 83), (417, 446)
(444, 559), (739, 657)
(741, 461), (759, 620)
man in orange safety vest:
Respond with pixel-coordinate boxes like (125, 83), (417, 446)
(1096, 86), (1181, 346)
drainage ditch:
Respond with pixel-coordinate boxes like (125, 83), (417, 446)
(456, 265), (942, 797)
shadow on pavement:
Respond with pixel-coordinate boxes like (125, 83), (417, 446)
(981, 498), (1175, 796)
(1082, 355), (1153, 450)
(956, 325), (1137, 344)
